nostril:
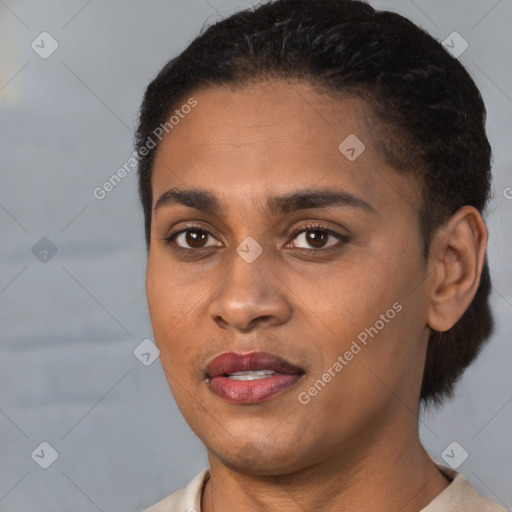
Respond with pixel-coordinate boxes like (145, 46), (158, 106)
(248, 315), (272, 328)
(213, 316), (229, 329)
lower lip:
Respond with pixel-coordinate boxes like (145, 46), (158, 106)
(208, 374), (303, 404)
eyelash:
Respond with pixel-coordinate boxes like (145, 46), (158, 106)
(163, 222), (349, 255)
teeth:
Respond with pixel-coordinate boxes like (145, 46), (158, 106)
(226, 370), (276, 381)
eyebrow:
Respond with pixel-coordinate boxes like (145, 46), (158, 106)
(154, 187), (377, 216)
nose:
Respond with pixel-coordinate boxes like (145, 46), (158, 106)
(208, 250), (292, 333)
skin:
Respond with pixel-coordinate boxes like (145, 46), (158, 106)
(145, 80), (488, 511)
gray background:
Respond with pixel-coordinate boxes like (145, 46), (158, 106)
(0, 0), (511, 510)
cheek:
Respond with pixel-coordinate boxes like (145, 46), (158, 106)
(306, 242), (425, 377)
(296, 259), (397, 342)
(146, 256), (195, 350)
(146, 268), (202, 408)
(146, 252), (214, 386)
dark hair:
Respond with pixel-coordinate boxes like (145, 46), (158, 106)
(136, 0), (493, 406)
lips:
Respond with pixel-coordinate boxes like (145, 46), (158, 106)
(205, 351), (305, 404)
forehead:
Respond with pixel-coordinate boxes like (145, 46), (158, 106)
(151, 80), (420, 216)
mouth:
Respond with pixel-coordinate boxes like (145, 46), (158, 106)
(205, 351), (305, 404)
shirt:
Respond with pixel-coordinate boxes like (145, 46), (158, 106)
(145, 463), (507, 512)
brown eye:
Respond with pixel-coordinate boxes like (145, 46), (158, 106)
(305, 230), (329, 248)
(185, 230), (208, 247)
(290, 227), (343, 250)
(171, 228), (221, 249)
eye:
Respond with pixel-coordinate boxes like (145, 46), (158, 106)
(287, 224), (347, 250)
(167, 226), (222, 249)
(164, 223), (347, 253)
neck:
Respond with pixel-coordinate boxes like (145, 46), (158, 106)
(201, 415), (450, 512)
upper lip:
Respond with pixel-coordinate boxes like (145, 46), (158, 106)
(205, 351), (305, 378)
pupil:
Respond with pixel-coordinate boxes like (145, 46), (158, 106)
(307, 230), (327, 248)
(186, 230), (207, 247)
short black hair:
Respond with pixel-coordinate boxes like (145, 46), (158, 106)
(136, 0), (493, 406)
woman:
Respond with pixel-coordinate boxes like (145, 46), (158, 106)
(136, 1), (505, 510)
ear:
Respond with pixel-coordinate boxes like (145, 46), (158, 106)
(426, 206), (488, 332)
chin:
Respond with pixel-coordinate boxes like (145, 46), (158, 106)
(206, 436), (312, 476)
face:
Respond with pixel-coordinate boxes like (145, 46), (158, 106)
(146, 81), (431, 475)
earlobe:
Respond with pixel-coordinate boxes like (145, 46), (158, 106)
(426, 206), (488, 333)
